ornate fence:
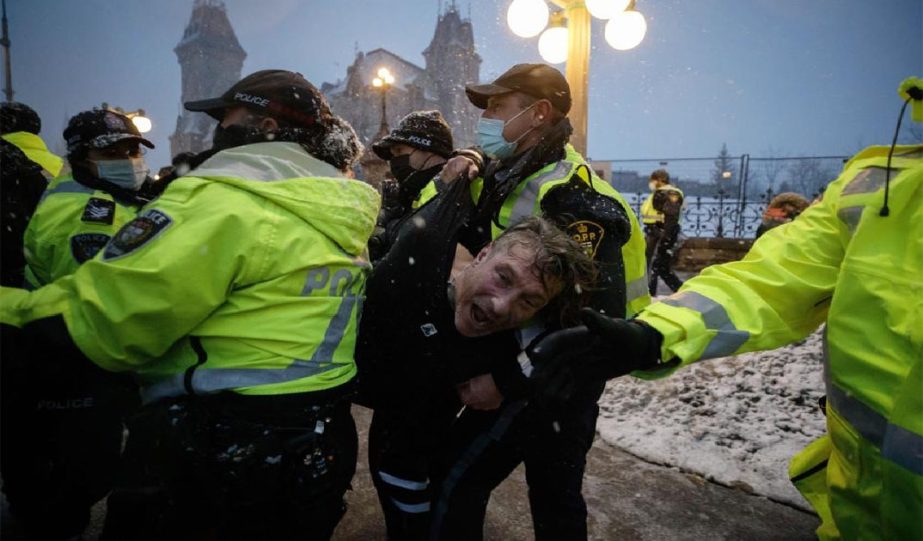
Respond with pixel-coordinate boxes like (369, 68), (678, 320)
(623, 190), (789, 238)
(604, 154), (849, 238)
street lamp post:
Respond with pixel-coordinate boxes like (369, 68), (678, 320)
(372, 67), (395, 134)
(1, 0), (14, 102)
(507, 0), (647, 156)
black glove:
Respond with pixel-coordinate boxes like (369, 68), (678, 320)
(524, 326), (596, 406)
(526, 308), (666, 405)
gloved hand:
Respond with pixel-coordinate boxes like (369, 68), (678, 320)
(526, 308), (665, 405)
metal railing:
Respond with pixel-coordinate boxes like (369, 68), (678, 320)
(605, 154), (848, 238)
(622, 189), (798, 238)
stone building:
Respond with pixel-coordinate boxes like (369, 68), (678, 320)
(321, 2), (481, 183)
(170, 0), (246, 157)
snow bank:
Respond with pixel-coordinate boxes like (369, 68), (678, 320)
(596, 329), (827, 509)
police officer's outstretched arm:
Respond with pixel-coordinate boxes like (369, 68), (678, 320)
(1, 190), (247, 372)
(637, 172), (852, 370)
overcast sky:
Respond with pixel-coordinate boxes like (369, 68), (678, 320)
(6, 0), (922, 170)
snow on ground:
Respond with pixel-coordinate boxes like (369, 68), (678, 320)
(596, 328), (827, 510)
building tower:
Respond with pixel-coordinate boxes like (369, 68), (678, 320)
(170, 0), (246, 157)
(422, 1), (481, 146)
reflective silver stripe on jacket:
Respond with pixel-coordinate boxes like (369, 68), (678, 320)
(505, 161), (573, 226)
(661, 291), (749, 359)
(822, 333), (923, 475)
(841, 167), (887, 196)
(141, 358), (340, 404)
(626, 275), (650, 305)
(837, 206), (864, 234)
(39, 179), (94, 202)
(141, 293), (359, 404)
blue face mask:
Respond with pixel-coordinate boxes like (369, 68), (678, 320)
(95, 157), (149, 191)
(476, 104), (536, 160)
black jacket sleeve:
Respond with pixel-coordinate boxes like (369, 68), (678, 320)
(540, 176), (632, 318)
(1, 141), (48, 287)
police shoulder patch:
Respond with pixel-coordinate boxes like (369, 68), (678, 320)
(567, 220), (605, 259)
(103, 209), (173, 261)
(81, 197), (116, 224)
(70, 233), (111, 263)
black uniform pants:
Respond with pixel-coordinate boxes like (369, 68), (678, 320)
(430, 380), (605, 541)
(369, 401), (460, 541)
(101, 389), (358, 541)
(0, 324), (137, 541)
(645, 225), (684, 295)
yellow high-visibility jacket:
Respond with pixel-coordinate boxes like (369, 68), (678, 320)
(23, 175), (139, 287)
(1, 131), (63, 178)
(641, 184), (684, 225)
(637, 144), (923, 540)
(2, 142), (381, 404)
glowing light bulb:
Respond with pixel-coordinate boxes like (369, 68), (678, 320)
(131, 115), (152, 133)
(538, 25), (569, 64)
(586, 0), (631, 20)
(507, 0), (549, 38)
(604, 9), (647, 50)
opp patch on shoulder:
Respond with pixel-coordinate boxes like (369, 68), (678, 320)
(567, 220), (605, 259)
(103, 209), (173, 260)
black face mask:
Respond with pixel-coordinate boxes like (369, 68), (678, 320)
(211, 123), (266, 152)
(388, 154), (417, 183)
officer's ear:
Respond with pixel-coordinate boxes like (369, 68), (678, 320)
(532, 100), (554, 127)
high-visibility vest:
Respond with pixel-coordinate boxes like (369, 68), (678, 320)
(637, 144), (923, 540)
(641, 185), (684, 225)
(1, 131), (64, 178)
(23, 175), (139, 287)
(1, 142), (381, 403)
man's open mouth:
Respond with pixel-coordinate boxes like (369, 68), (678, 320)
(471, 303), (490, 326)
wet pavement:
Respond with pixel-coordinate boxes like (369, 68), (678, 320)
(1, 404), (819, 540)
(334, 405), (819, 540)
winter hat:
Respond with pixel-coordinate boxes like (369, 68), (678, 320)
(63, 110), (154, 155)
(0, 102), (41, 135)
(185, 69), (333, 129)
(466, 63), (571, 115)
(767, 192), (810, 213)
(372, 110), (454, 160)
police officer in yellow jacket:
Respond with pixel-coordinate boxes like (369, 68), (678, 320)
(0, 103), (63, 180)
(524, 77), (923, 540)
(1, 108), (151, 540)
(25, 109), (154, 287)
(642, 168), (685, 295)
(429, 63), (649, 541)
(1, 70), (378, 541)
